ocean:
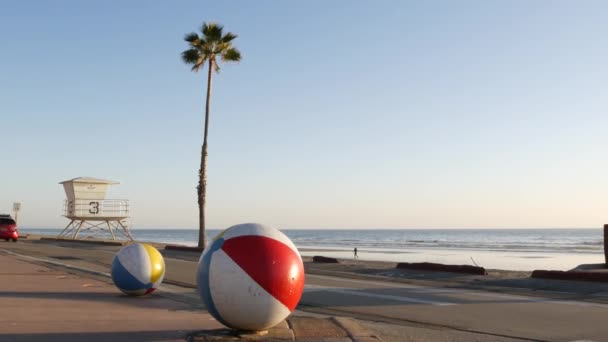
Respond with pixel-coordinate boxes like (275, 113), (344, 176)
(20, 228), (605, 272)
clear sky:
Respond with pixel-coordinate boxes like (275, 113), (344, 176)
(1, 1), (607, 229)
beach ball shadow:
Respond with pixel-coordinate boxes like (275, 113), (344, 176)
(196, 223), (305, 331)
(111, 243), (166, 296)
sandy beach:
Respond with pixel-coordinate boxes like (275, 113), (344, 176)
(301, 254), (532, 281)
(298, 246), (602, 272)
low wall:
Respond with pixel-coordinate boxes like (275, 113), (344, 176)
(312, 256), (340, 263)
(604, 224), (608, 265)
(396, 262), (486, 275)
(532, 270), (608, 282)
(165, 245), (205, 253)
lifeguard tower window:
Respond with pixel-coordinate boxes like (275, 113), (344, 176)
(57, 177), (132, 241)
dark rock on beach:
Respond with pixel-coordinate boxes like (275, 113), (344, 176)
(313, 255), (340, 263)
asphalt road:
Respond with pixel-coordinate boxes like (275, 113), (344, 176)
(2, 240), (608, 342)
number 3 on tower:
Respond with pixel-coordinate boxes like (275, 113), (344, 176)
(89, 201), (100, 214)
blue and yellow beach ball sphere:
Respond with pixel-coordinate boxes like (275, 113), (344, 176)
(111, 243), (165, 296)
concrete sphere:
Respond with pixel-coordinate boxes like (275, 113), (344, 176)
(111, 243), (165, 296)
(197, 223), (305, 331)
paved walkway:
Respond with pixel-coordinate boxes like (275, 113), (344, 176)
(0, 254), (226, 341)
(0, 253), (383, 342)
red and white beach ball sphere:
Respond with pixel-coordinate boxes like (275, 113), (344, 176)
(196, 223), (305, 331)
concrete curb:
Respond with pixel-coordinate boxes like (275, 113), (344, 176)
(187, 316), (381, 341)
(331, 317), (383, 342)
(532, 270), (608, 283)
(40, 237), (126, 246)
(0, 248), (112, 279)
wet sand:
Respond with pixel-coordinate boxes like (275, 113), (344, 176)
(300, 255), (532, 284)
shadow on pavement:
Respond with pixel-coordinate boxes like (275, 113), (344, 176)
(0, 291), (186, 309)
(0, 330), (192, 342)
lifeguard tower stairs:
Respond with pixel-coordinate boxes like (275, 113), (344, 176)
(58, 177), (133, 241)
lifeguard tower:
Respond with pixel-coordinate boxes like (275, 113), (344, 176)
(58, 177), (133, 240)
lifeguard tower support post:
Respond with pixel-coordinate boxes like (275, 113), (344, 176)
(58, 177), (132, 240)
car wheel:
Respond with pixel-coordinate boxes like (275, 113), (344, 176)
(11, 238), (17, 242)
(4, 238), (8, 242)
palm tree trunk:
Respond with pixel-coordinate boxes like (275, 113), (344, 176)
(198, 59), (214, 248)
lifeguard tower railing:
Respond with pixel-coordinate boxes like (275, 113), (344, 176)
(58, 199), (132, 240)
(63, 199), (129, 219)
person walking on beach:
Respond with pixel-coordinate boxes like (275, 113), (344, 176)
(354, 247), (358, 259)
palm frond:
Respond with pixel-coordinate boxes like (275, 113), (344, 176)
(182, 48), (201, 65)
(184, 32), (199, 43)
(221, 32), (237, 43)
(192, 55), (209, 72)
(202, 22), (223, 42)
(220, 47), (241, 63)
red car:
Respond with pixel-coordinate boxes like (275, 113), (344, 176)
(0, 215), (18, 242)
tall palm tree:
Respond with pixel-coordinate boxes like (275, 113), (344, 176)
(182, 22), (241, 248)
